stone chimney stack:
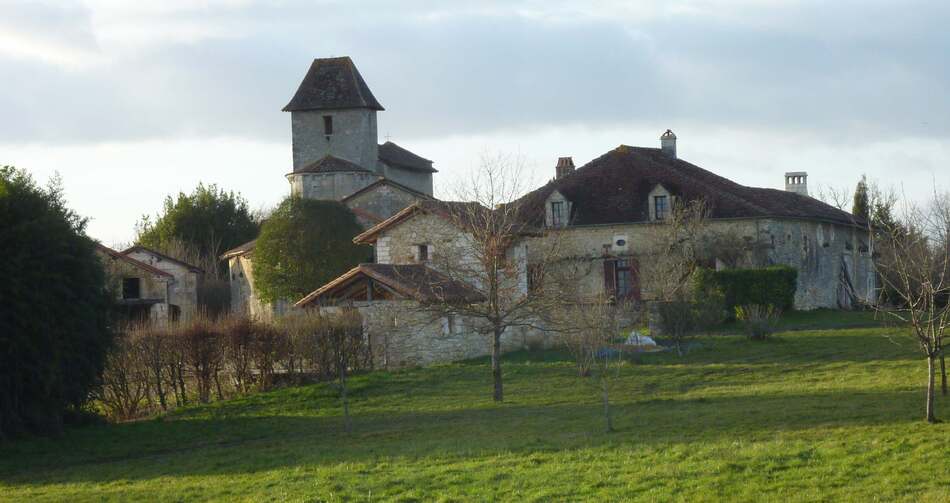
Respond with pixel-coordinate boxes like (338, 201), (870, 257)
(785, 172), (808, 196)
(555, 157), (575, 179)
(660, 129), (677, 158)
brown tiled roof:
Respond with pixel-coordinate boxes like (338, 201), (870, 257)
(296, 263), (484, 306)
(121, 245), (203, 273)
(513, 146), (864, 227)
(220, 239), (256, 259)
(353, 200), (488, 244)
(378, 142), (437, 173)
(292, 155), (372, 175)
(340, 177), (433, 203)
(95, 243), (173, 278)
(282, 57), (384, 112)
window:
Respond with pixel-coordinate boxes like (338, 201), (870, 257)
(653, 195), (669, 220)
(322, 115), (333, 136)
(551, 201), (565, 227)
(604, 258), (640, 300)
(616, 259), (633, 298)
(415, 244), (429, 262)
(122, 277), (141, 299)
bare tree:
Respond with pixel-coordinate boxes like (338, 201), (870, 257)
(639, 199), (722, 355)
(541, 290), (634, 432)
(872, 190), (950, 423)
(412, 154), (560, 402)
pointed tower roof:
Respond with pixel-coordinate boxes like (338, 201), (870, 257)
(283, 57), (385, 112)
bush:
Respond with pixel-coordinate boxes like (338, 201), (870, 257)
(695, 266), (797, 317)
(735, 304), (781, 340)
(655, 295), (723, 356)
(0, 167), (114, 438)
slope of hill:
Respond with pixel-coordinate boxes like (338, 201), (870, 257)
(2, 320), (948, 501)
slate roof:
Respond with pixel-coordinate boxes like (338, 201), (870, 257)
(292, 155), (373, 175)
(296, 263), (485, 306)
(95, 243), (173, 278)
(283, 57), (384, 112)
(121, 245), (203, 273)
(378, 142), (437, 173)
(513, 146), (863, 227)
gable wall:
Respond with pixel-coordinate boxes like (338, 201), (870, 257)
(346, 183), (426, 222)
(124, 250), (200, 320)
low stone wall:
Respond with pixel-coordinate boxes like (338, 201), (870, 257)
(323, 301), (554, 369)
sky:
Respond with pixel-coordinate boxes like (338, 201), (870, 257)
(3, 0), (949, 246)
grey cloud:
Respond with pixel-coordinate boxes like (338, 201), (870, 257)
(1, 0), (949, 145)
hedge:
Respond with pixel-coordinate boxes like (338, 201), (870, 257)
(695, 266), (798, 314)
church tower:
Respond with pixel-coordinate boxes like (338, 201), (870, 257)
(283, 57), (383, 200)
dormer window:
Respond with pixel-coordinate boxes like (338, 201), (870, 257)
(551, 201), (565, 227)
(322, 115), (333, 136)
(653, 195), (669, 221)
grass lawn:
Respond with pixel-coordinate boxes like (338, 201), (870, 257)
(2, 317), (949, 501)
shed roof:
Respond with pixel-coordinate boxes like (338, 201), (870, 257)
(378, 141), (437, 173)
(121, 245), (203, 273)
(296, 263), (484, 306)
(95, 243), (173, 278)
(292, 155), (373, 175)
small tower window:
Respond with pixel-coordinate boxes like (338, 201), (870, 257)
(414, 244), (430, 262)
(322, 115), (333, 136)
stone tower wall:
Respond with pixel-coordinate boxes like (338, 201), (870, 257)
(291, 109), (379, 172)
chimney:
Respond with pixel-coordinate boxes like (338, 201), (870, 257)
(555, 156), (575, 179)
(785, 172), (808, 196)
(660, 129), (677, 158)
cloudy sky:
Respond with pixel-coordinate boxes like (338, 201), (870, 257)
(3, 0), (949, 245)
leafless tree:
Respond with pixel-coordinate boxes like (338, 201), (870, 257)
(541, 288), (634, 432)
(872, 189), (950, 423)
(412, 154), (561, 402)
(639, 199), (723, 354)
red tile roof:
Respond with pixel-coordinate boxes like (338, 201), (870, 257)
(296, 263), (484, 306)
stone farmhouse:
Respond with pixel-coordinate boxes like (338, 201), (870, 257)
(96, 244), (202, 324)
(227, 57), (876, 367)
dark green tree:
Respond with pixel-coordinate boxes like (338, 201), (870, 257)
(135, 184), (259, 274)
(0, 167), (113, 439)
(253, 197), (370, 304)
(852, 175), (870, 222)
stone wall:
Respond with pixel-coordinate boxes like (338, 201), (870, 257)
(291, 109), (379, 172)
(322, 301), (538, 369)
(378, 163), (434, 197)
(345, 182), (426, 221)
(521, 218), (875, 310)
(289, 171), (378, 201)
(124, 250), (201, 320)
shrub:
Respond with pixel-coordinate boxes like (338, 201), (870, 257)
(735, 304), (781, 340)
(0, 167), (114, 438)
(695, 266), (797, 317)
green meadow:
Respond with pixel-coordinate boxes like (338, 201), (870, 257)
(2, 312), (948, 502)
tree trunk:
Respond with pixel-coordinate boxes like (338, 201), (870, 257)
(602, 377), (613, 433)
(153, 368), (167, 411)
(340, 356), (351, 433)
(492, 327), (504, 402)
(941, 353), (947, 396)
(926, 355), (937, 423)
(214, 371), (224, 401)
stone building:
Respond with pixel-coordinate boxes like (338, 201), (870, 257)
(223, 57), (436, 317)
(96, 244), (202, 324)
(300, 131), (876, 367)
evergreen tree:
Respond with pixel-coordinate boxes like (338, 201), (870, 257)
(0, 167), (113, 438)
(135, 184), (259, 273)
(852, 175), (870, 221)
(253, 197), (370, 304)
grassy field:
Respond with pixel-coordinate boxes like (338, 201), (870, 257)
(2, 314), (948, 501)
